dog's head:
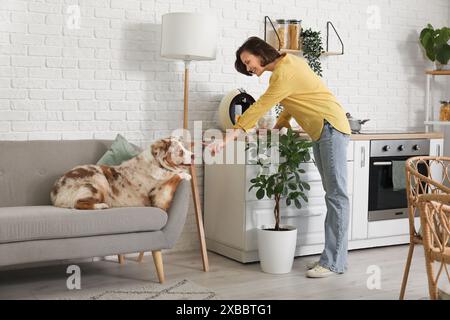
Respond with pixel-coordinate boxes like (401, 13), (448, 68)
(151, 136), (194, 169)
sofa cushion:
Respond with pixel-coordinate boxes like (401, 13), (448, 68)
(0, 206), (168, 244)
(96, 134), (140, 166)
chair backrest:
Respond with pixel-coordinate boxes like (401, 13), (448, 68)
(417, 193), (450, 299)
(405, 156), (450, 239)
(0, 140), (113, 207)
(418, 194), (450, 261)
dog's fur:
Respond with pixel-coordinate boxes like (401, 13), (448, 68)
(51, 136), (192, 211)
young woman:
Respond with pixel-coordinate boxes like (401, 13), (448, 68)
(206, 36), (351, 278)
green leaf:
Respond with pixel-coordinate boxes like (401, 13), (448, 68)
(304, 152), (311, 162)
(425, 46), (436, 62)
(420, 28), (433, 48)
(294, 199), (302, 209)
(286, 198), (291, 206)
(435, 29), (450, 47)
(436, 43), (450, 64)
(302, 182), (311, 191)
(256, 188), (265, 200)
(288, 182), (297, 190)
(300, 193), (308, 203)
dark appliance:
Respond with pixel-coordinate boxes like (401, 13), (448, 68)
(368, 139), (430, 221)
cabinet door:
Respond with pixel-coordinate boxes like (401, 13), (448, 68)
(430, 138), (443, 157)
(429, 138), (444, 183)
(351, 141), (370, 240)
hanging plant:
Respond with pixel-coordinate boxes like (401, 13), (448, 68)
(301, 28), (323, 77)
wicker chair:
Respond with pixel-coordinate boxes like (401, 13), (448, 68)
(417, 194), (450, 300)
(399, 156), (450, 299)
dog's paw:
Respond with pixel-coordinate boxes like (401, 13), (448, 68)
(94, 203), (109, 209)
(178, 172), (191, 180)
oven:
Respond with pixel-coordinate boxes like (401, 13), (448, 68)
(368, 139), (430, 221)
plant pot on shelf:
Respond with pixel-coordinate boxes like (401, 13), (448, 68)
(419, 24), (450, 71)
(257, 225), (297, 274)
(435, 61), (450, 71)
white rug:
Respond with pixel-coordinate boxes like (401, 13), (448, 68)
(47, 279), (217, 300)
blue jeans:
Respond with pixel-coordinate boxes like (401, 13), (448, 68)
(312, 121), (350, 273)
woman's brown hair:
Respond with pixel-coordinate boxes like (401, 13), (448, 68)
(235, 36), (285, 76)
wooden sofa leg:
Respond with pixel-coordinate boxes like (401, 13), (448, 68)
(137, 251), (145, 263)
(118, 254), (125, 264)
(152, 250), (165, 283)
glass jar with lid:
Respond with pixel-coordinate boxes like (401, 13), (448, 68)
(439, 100), (450, 121)
(275, 19), (289, 49)
(287, 19), (302, 50)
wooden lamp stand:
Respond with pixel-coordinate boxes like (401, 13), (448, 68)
(183, 61), (209, 272)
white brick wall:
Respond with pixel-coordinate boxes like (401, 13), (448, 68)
(0, 0), (449, 252)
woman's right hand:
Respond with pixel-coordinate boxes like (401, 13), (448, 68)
(203, 140), (225, 156)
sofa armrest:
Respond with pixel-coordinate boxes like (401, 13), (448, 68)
(161, 179), (190, 248)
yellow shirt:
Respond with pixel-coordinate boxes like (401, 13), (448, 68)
(233, 54), (351, 141)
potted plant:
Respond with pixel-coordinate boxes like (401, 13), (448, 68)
(301, 28), (324, 76)
(419, 24), (450, 70)
(247, 129), (313, 274)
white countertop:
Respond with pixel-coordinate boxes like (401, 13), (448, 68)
(293, 130), (444, 141)
(203, 129), (444, 142)
(349, 131), (444, 140)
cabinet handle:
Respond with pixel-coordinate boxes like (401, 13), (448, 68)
(373, 161), (392, 166)
(361, 146), (365, 167)
(437, 144), (441, 157)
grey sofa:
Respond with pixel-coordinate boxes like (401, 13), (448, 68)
(0, 140), (189, 283)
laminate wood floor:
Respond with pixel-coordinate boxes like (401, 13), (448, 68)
(0, 244), (434, 300)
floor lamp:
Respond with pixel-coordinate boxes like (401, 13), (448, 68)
(160, 12), (217, 272)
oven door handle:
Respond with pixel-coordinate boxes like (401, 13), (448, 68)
(373, 161), (392, 166)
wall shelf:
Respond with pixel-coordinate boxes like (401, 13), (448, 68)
(424, 70), (450, 132)
(321, 51), (343, 56)
(280, 49), (342, 56)
(425, 70), (450, 75)
(425, 121), (450, 125)
(264, 16), (344, 56)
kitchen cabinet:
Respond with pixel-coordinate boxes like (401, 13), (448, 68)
(424, 70), (450, 132)
(204, 139), (353, 263)
(351, 141), (369, 240)
(204, 137), (444, 263)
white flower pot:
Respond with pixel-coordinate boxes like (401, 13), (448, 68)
(257, 225), (297, 274)
(435, 61), (450, 70)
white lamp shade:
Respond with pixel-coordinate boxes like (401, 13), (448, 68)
(161, 12), (217, 61)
